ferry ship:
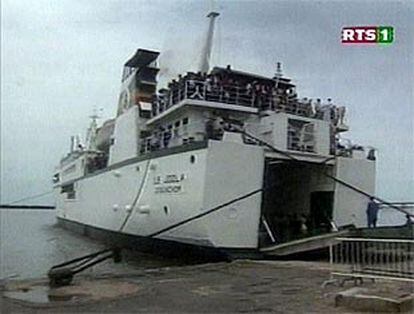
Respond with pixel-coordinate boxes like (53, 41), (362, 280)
(53, 12), (376, 258)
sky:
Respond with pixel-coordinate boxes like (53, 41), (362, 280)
(1, 0), (413, 205)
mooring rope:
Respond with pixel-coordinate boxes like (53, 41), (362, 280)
(238, 128), (413, 218)
(145, 127), (412, 238)
(148, 188), (263, 238)
(2, 190), (54, 206)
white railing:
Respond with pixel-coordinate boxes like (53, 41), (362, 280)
(287, 124), (315, 153)
(329, 237), (414, 283)
(139, 120), (207, 155)
(155, 80), (258, 111)
(185, 80), (258, 107)
(153, 80), (318, 118)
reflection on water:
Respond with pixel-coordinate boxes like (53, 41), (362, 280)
(0, 209), (182, 280)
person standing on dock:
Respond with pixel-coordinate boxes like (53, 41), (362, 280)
(366, 197), (379, 228)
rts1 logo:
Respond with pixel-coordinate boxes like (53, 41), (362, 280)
(342, 26), (394, 45)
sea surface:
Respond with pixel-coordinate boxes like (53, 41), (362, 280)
(0, 209), (185, 281)
(377, 207), (413, 227)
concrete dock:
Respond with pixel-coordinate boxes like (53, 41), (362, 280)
(1, 260), (413, 313)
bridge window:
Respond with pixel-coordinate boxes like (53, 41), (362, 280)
(287, 119), (315, 153)
(61, 183), (76, 199)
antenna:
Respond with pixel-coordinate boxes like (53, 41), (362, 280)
(70, 136), (75, 153)
(274, 62), (283, 79)
(199, 11), (220, 74)
(85, 107), (103, 151)
(89, 107), (103, 124)
(274, 62), (283, 89)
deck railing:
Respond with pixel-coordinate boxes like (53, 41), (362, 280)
(329, 237), (414, 283)
(154, 80), (317, 118)
(139, 120), (207, 155)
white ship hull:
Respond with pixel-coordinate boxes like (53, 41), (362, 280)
(55, 138), (375, 258)
(54, 41), (377, 258)
(55, 140), (265, 257)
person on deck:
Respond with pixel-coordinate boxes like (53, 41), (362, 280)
(366, 197), (379, 228)
(405, 214), (413, 227)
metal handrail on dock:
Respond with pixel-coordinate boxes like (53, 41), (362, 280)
(328, 237), (414, 283)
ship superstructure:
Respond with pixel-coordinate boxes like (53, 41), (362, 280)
(53, 12), (376, 257)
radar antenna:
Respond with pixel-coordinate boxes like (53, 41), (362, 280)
(199, 11), (220, 74)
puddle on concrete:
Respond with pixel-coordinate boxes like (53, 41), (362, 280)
(4, 285), (76, 304)
(3, 279), (141, 305)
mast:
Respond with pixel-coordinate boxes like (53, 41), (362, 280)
(85, 108), (101, 151)
(199, 11), (220, 74)
(274, 62), (283, 89)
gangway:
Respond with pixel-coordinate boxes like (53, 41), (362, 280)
(260, 230), (350, 257)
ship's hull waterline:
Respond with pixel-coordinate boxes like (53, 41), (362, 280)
(55, 140), (266, 258)
(55, 139), (375, 258)
(56, 217), (261, 260)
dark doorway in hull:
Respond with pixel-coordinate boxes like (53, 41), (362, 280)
(259, 160), (335, 247)
(309, 191), (334, 236)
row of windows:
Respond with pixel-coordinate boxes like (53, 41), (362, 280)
(157, 117), (189, 134)
(140, 117), (193, 154)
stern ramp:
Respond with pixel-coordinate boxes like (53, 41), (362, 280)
(260, 230), (350, 257)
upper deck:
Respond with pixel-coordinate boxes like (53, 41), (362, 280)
(127, 65), (351, 159)
(148, 67), (349, 130)
(149, 67), (328, 122)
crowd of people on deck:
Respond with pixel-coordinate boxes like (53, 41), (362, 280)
(144, 66), (349, 155)
(151, 66), (346, 127)
(152, 66), (295, 114)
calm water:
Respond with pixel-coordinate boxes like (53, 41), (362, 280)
(378, 207), (413, 227)
(0, 209), (184, 281)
